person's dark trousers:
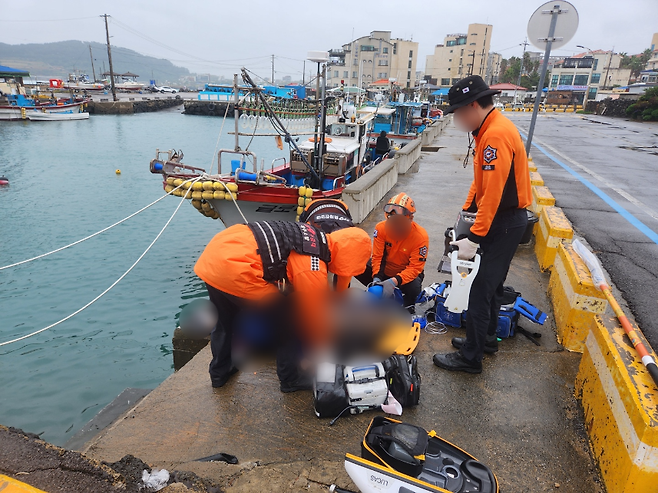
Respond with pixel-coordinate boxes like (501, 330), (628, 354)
(206, 283), (243, 387)
(459, 209), (528, 363)
(356, 260), (424, 311)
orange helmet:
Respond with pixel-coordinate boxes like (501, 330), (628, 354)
(384, 193), (416, 217)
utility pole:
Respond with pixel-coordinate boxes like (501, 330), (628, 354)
(101, 14), (117, 101)
(88, 44), (97, 82)
(514, 38), (529, 106)
(603, 46), (614, 90)
(271, 54), (275, 84)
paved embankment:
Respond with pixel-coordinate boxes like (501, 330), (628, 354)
(77, 121), (601, 493)
(87, 97), (183, 114)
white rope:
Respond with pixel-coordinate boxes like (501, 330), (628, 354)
(0, 178), (196, 271)
(0, 177), (202, 347)
(225, 189), (249, 224)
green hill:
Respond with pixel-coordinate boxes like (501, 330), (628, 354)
(0, 40), (190, 84)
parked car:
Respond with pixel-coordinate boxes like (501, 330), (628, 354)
(157, 86), (178, 93)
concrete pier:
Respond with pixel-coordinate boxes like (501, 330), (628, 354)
(76, 120), (601, 493)
(88, 97), (183, 115)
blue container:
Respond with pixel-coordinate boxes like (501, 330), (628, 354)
(235, 169), (257, 183)
(230, 159), (245, 175)
(153, 161), (163, 171)
(289, 174), (306, 187)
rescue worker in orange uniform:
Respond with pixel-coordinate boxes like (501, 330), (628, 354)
(356, 193), (429, 311)
(433, 75), (532, 374)
(195, 220), (372, 391)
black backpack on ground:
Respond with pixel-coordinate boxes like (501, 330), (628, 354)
(383, 354), (421, 408)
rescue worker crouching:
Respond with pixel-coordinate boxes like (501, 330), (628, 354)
(433, 75), (532, 374)
(194, 220), (372, 392)
(356, 193), (429, 311)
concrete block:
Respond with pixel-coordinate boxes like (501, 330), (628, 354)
(172, 327), (210, 371)
(530, 185), (555, 214)
(530, 171), (544, 187)
(528, 163), (538, 172)
(342, 158), (399, 223)
(548, 242), (608, 352)
(395, 138), (422, 174)
(576, 316), (658, 492)
(535, 206), (573, 271)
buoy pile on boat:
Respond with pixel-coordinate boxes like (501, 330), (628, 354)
(164, 177), (239, 220)
(296, 186), (315, 221)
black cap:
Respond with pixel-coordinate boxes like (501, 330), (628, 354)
(444, 75), (500, 114)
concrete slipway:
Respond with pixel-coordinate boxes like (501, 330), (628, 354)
(0, 121), (603, 493)
(70, 122), (600, 493)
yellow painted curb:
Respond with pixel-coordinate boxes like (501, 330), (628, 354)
(528, 163), (538, 172)
(547, 242), (608, 352)
(0, 475), (48, 493)
(534, 205), (573, 271)
(530, 171), (544, 187)
(575, 316), (658, 491)
(530, 185), (555, 214)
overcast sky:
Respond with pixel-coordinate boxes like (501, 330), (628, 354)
(1, 0), (656, 79)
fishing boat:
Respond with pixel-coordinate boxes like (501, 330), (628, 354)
(103, 72), (145, 92)
(149, 60), (431, 227)
(0, 65), (89, 121)
(62, 74), (105, 92)
(27, 111), (90, 121)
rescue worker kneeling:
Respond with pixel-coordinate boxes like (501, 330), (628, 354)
(194, 220), (372, 391)
(356, 193), (429, 311)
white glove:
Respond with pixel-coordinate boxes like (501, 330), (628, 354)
(450, 238), (479, 260)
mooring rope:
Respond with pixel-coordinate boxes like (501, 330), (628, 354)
(0, 178), (198, 271)
(0, 177), (202, 347)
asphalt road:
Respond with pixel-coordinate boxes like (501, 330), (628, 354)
(508, 112), (658, 349)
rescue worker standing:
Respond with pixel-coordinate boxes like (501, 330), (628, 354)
(433, 75), (532, 374)
(195, 221), (372, 391)
(357, 193), (429, 310)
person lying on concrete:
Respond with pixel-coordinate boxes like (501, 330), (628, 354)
(194, 220), (372, 392)
(356, 193), (429, 311)
(433, 75), (532, 374)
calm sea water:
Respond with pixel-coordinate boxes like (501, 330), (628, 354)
(0, 108), (291, 445)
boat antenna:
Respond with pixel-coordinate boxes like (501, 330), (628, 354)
(241, 68), (320, 184)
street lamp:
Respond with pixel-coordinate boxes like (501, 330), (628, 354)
(576, 44), (593, 107)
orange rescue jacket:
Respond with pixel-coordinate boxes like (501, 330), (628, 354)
(372, 220), (429, 285)
(463, 109), (532, 242)
(194, 224), (329, 300)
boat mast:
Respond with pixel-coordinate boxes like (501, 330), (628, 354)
(101, 14), (117, 101)
(89, 44), (97, 82)
(233, 73), (239, 152)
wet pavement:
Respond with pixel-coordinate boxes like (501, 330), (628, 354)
(508, 113), (658, 350)
(77, 120), (602, 493)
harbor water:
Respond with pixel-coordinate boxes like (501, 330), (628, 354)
(0, 109), (291, 445)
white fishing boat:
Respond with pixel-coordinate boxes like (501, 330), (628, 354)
(27, 111), (89, 121)
(102, 71), (145, 92)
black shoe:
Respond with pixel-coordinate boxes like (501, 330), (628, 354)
(451, 337), (499, 354)
(211, 367), (239, 388)
(280, 376), (313, 393)
(433, 351), (482, 374)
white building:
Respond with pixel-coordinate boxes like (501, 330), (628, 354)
(548, 50), (631, 103)
(327, 31), (419, 90)
(425, 24), (493, 87)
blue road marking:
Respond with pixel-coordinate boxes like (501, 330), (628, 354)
(519, 131), (658, 245)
